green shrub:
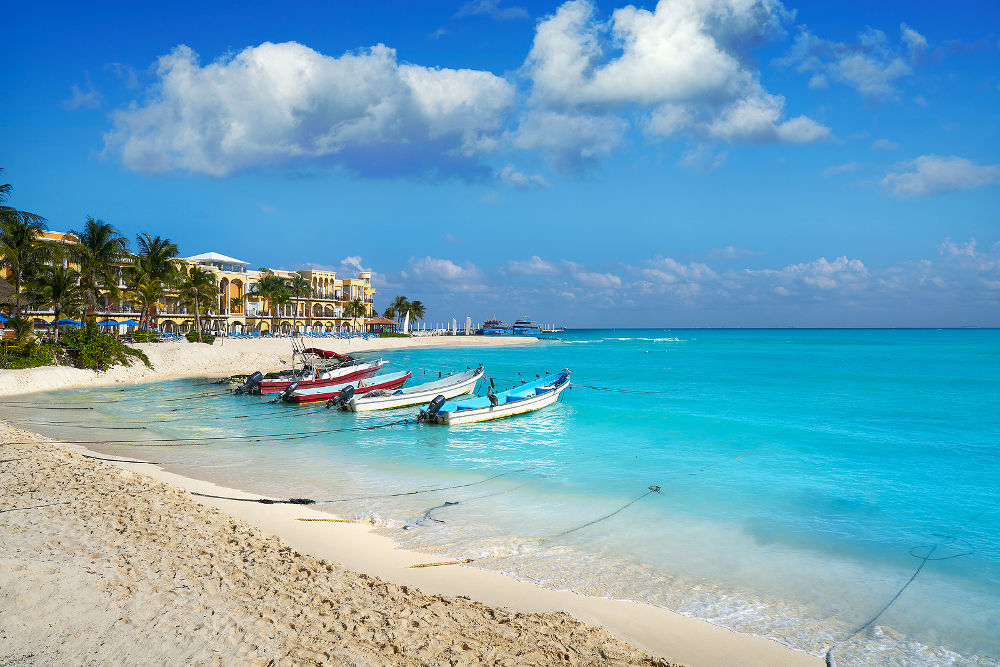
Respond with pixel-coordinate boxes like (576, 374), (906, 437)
(186, 331), (215, 344)
(124, 331), (159, 343)
(0, 340), (56, 369)
(59, 324), (152, 371)
(378, 331), (410, 338)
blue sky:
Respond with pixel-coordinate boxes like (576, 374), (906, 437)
(3, 0), (998, 327)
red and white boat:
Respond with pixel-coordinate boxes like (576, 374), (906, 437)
(283, 370), (412, 405)
(258, 359), (383, 395)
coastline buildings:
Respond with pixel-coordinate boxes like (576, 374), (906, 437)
(2, 232), (376, 333)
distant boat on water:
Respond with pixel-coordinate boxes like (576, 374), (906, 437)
(512, 316), (542, 335)
(482, 318), (512, 336)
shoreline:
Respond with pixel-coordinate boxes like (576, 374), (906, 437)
(1, 419), (820, 667)
(0, 335), (538, 397)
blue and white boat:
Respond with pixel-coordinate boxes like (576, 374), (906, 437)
(512, 316), (542, 335)
(481, 318), (512, 336)
(417, 371), (571, 425)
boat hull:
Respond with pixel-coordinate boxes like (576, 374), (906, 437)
(432, 374), (570, 425)
(341, 368), (482, 412)
(259, 361), (382, 394)
(285, 371), (411, 404)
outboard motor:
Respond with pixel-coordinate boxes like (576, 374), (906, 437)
(278, 381), (299, 402)
(336, 384), (356, 409)
(416, 394), (447, 423)
(234, 371), (263, 395)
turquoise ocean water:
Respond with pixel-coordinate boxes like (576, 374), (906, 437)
(8, 329), (999, 664)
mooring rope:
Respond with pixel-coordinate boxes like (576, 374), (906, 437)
(317, 471), (516, 504)
(404, 481), (536, 530)
(82, 454), (160, 465)
(188, 471), (516, 506)
(543, 485), (663, 541)
(821, 504), (993, 666)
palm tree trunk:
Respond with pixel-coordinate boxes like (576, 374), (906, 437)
(12, 273), (21, 318)
(192, 287), (202, 339)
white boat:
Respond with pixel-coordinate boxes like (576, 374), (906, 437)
(418, 370), (570, 425)
(339, 366), (484, 412)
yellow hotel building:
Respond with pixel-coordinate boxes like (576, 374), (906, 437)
(5, 233), (376, 333)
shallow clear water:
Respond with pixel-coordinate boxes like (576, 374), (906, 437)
(8, 329), (999, 664)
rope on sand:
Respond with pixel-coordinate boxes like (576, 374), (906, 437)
(82, 454), (160, 465)
(409, 559), (474, 568)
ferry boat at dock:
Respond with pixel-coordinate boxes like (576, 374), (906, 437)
(512, 316), (542, 336)
(482, 318), (512, 336)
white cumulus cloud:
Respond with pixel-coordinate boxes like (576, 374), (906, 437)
(506, 256), (560, 275)
(403, 256), (484, 291)
(778, 26), (917, 100)
(882, 155), (1000, 197)
(106, 42), (515, 177)
(497, 165), (549, 189)
(524, 0), (828, 148)
(513, 110), (625, 171)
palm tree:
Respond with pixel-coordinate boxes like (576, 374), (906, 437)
(248, 273), (287, 334)
(70, 217), (131, 326)
(178, 266), (218, 339)
(408, 300), (426, 325)
(271, 286), (291, 333)
(133, 233), (179, 329)
(382, 305), (396, 320)
(0, 169), (50, 316)
(289, 273), (311, 331)
(390, 295), (410, 325)
(127, 261), (170, 332)
(7, 316), (34, 347)
(27, 265), (85, 341)
(345, 298), (366, 332)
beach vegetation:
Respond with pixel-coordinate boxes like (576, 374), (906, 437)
(377, 331), (409, 338)
(409, 300), (426, 324)
(69, 216), (131, 324)
(389, 295), (410, 322)
(26, 265), (85, 341)
(122, 331), (159, 343)
(130, 233), (180, 329)
(248, 273), (289, 333)
(58, 324), (151, 371)
(6, 316), (35, 347)
(289, 272), (311, 325)
(344, 297), (366, 331)
(178, 266), (218, 337)
(0, 169), (51, 317)
(0, 339), (55, 368)
(185, 330), (215, 344)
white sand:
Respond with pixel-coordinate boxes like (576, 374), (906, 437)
(0, 335), (536, 397)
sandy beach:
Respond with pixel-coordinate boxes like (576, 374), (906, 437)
(0, 337), (821, 666)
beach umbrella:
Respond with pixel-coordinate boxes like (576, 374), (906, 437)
(117, 319), (141, 326)
(51, 318), (81, 326)
(0, 313), (8, 323)
(96, 320), (119, 326)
